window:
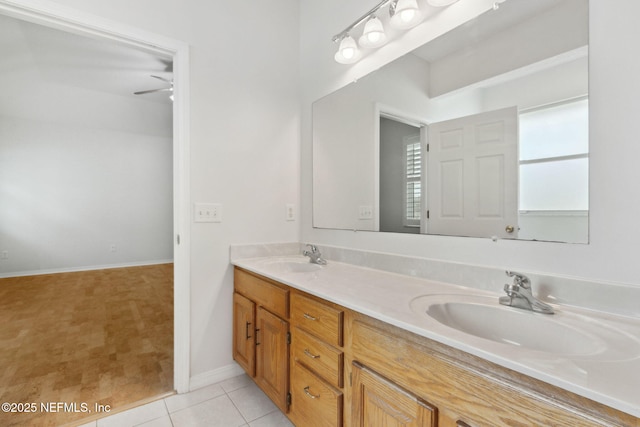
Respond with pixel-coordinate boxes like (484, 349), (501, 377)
(519, 98), (589, 211)
(404, 136), (421, 226)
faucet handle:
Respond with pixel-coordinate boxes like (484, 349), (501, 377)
(505, 270), (531, 288)
(503, 283), (519, 296)
(305, 244), (318, 253)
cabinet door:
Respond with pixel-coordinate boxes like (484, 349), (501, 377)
(352, 361), (436, 427)
(255, 306), (289, 413)
(233, 292), (255, 376)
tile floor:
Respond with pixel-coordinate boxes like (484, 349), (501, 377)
(77, 374), (294, 427)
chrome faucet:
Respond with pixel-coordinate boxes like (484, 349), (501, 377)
(302, 244), (327, 265)
(499, 271), (554, 314)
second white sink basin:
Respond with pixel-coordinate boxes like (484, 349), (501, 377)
(410, 294), (640, 359)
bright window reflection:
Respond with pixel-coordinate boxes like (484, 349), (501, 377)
(519, 98), (589, 211)
(520, 158), (588, 211)
(520, 98), (589, 161)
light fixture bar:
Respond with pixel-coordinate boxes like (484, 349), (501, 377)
(332, 0), (392, 43)
(332, 0), (460, 64)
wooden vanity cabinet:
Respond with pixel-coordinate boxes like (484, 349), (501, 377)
(233, 268), (290, 413)
(233, 267), (640, 427)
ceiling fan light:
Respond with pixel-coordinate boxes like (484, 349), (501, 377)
(334, 35), (360, 64)
(390, 0), (423, 30)
(359, 16), (387, 48)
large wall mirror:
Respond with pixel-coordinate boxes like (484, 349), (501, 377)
(313, 0), (588, 243)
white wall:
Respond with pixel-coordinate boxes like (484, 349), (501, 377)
(0, 29), (174, 275)
(301, 0), (640, 288)
(0, 115), (173, 275)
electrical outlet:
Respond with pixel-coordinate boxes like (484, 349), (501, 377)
(286, 204), (295, 221)
(195, 203), (222, 223)
(358, 205), (373, 220)
(0, 250), (8, 260)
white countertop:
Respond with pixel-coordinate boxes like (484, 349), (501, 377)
(232, 255), (640, 418)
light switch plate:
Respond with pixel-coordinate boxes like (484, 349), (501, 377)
(358, 205), (373, 220)
(195, 203), (222, 223)
(286, 204), (295, 221)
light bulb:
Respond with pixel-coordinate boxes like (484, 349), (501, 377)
(400, 8), (416, 23)
(359, 16), (387, 49)
(390, 0), (423, 30)
(334, 35), (360, 64)
(342, 46), (355, 59)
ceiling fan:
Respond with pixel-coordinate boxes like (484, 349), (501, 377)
(134, 75), (173, 100)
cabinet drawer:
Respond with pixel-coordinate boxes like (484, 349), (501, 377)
(290, 361), (343, 427)
(291, 293), (343, 347)
(234, 268), (289, 319)
(292, 327), (343, 388)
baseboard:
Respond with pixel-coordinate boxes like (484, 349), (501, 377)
(0, 259), (174, 279)
(189, 363), (246, 392)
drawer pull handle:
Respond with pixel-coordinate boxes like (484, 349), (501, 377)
(303, 313), (318, 321)
(304, 349), (320, 359)
(456, 421), (472, 427)
(303, 386), (320, 399)
(245, 322), (252, 339)
(255, 328), (260, 346)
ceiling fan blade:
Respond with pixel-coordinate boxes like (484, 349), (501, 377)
(134, 87), (172, 95)
(150, 75), (173, 84)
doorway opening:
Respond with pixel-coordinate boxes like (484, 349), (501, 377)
(0, 2), (190, 424)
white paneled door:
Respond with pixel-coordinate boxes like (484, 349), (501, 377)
(427, 107), (518, 239)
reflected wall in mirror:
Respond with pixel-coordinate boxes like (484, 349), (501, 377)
(313, 0), (589, 243)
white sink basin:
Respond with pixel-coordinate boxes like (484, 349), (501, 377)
(410, 294), (640, 358)
(263, 257), (323, 273)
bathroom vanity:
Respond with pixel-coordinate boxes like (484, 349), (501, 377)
(231, 253), (640, 427)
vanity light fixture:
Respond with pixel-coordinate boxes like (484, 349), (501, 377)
(359, 16), (388, 48)
(389, 0), (423, 30)
(334, 35), (361, 64)
(332, 0), (459, 64)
